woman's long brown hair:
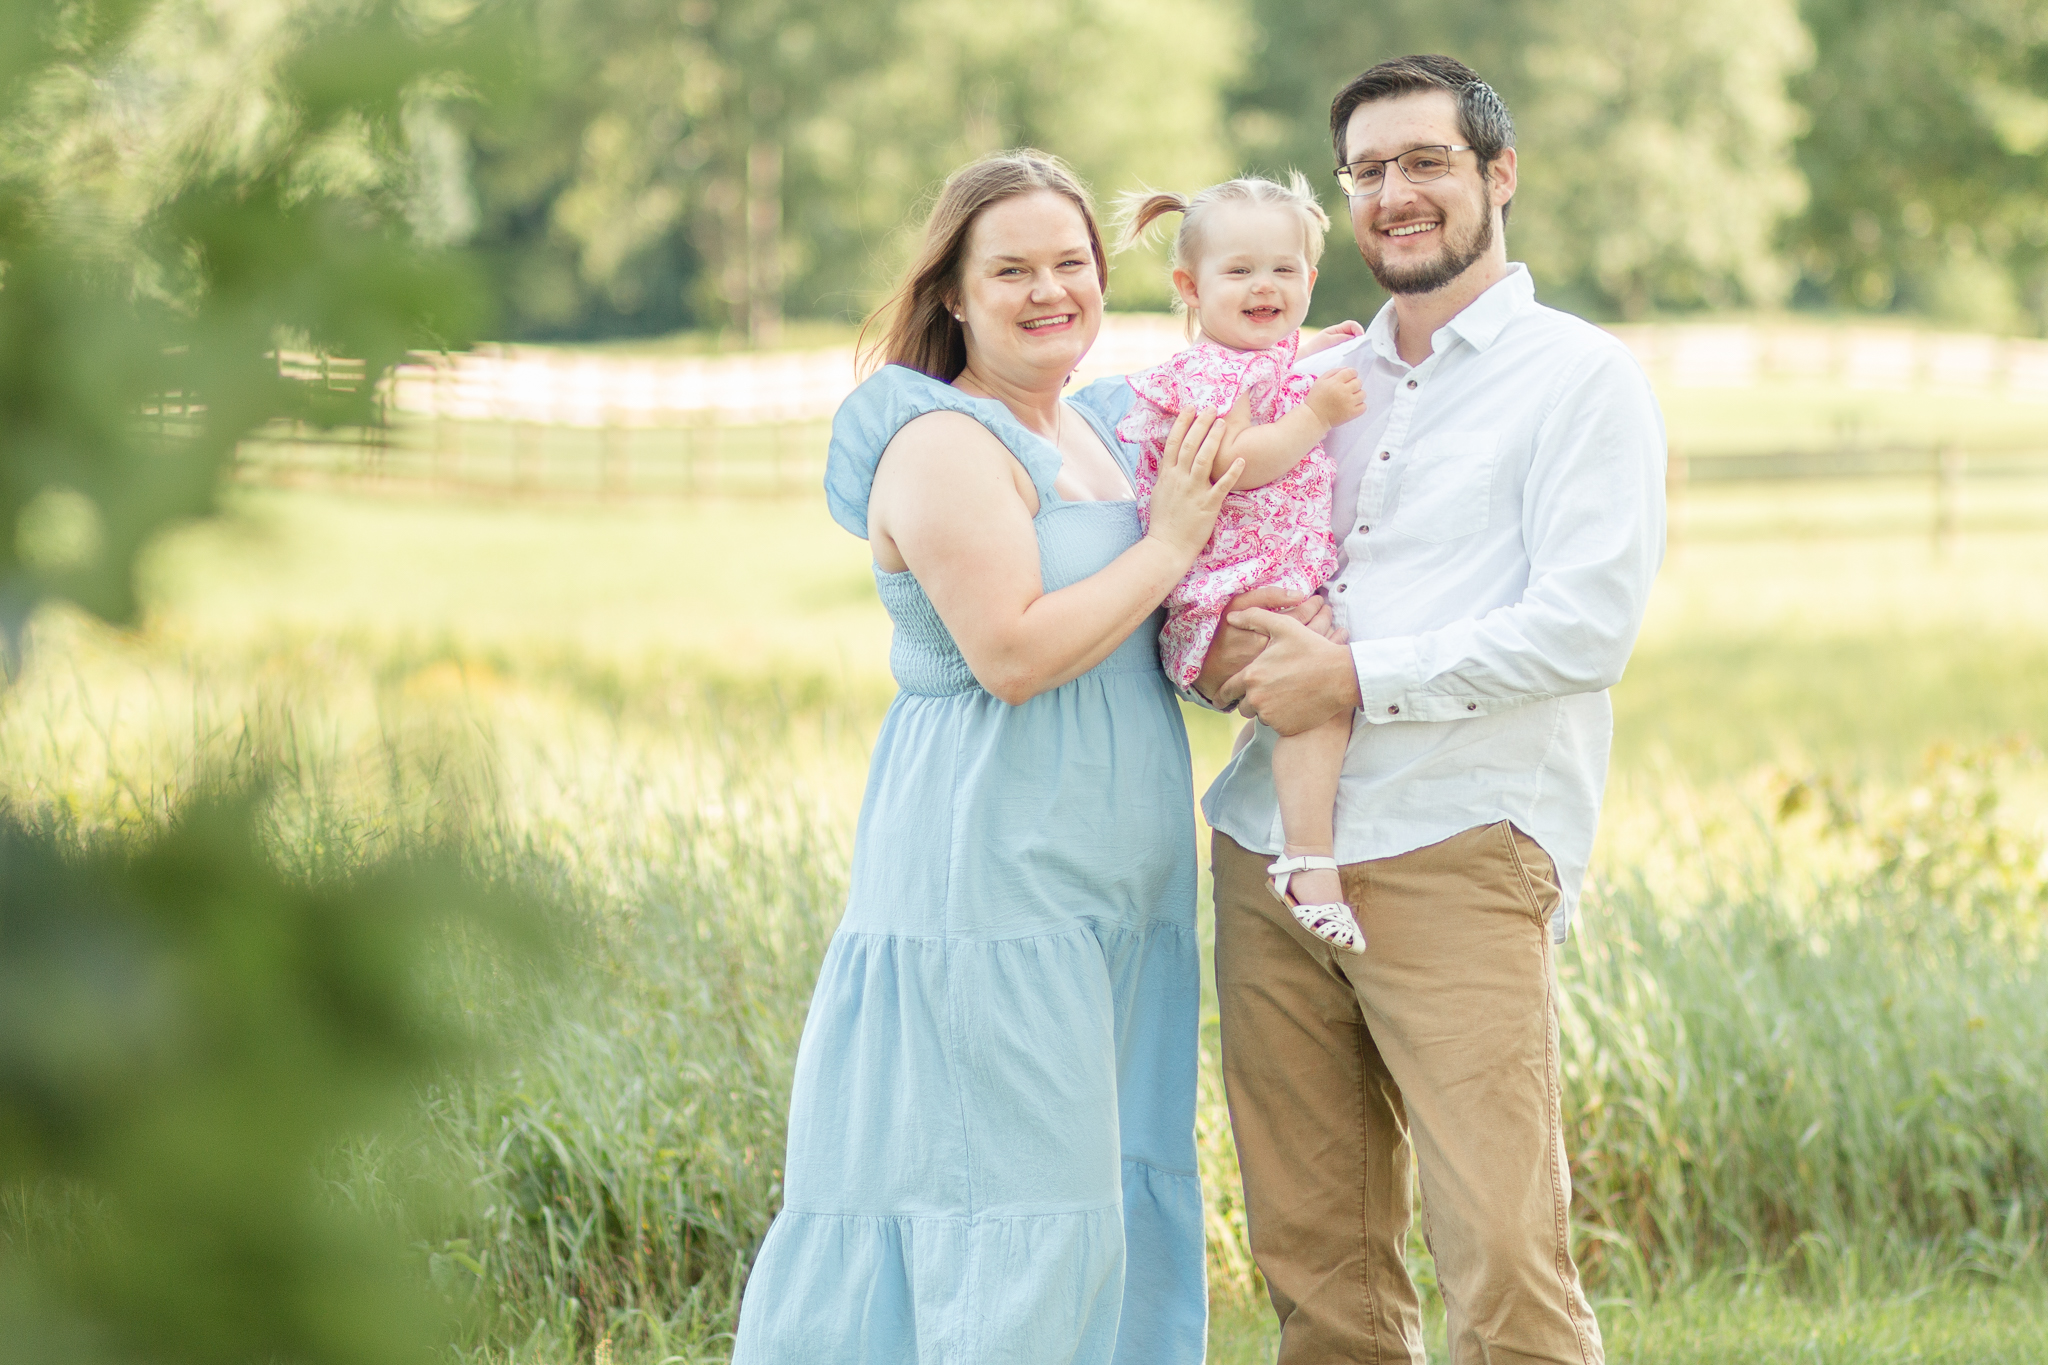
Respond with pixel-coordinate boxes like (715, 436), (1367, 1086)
(857, 150), (1108, 383)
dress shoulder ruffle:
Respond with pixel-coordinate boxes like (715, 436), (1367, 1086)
(824, 365), (1065, 538)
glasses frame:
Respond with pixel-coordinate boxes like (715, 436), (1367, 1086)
(1333, 145), (1474, 198)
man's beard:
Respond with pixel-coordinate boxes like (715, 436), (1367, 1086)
(1362, 187), (1495, 295)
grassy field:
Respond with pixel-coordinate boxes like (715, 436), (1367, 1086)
(4, 485), (2045, 1363)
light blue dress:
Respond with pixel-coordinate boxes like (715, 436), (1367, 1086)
(732, 365), (1207, 1364)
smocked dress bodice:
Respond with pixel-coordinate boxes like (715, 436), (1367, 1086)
(876, 501), (1167, 696)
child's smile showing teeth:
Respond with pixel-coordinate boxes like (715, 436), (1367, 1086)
(1170, 200), (1321, 353)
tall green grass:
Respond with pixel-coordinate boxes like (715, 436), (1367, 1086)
(6, 495), (2045, 1361)
(4, 624), (2040, 1363)
(1564, 749), (2047, 1296)
(438, 760), (855, 1360)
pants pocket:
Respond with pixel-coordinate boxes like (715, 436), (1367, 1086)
(1501, 822), (1561, 926)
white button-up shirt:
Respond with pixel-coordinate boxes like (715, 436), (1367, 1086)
(1201, 264), (1666, 939)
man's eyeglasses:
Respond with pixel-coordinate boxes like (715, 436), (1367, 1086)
(1333, 145), (1473, 198)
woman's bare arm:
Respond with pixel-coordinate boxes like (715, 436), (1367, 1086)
(869, 406), (1241, 704)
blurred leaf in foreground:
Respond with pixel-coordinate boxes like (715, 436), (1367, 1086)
(0, 1), (541, 1362)
(0, 792), (542, 1365)
(0, 0), (521, 647)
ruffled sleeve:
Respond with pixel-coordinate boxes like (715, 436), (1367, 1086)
(1119, 338), (1313, 439)
(824, 365), (1065, 537)
(1115, 356), (1186, 458)
(1124, 357), (1187, 418)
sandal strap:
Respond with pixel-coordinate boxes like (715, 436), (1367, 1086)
(1267, 854), (1341, 876)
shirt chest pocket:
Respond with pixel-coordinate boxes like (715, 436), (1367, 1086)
(1392, 432), (1499, 544)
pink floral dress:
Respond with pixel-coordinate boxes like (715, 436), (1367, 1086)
(1117, 331), (1337, 688)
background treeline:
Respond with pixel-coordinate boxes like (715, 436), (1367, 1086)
(464, 0), (2048, 340)
(24, 0), (2048, 342)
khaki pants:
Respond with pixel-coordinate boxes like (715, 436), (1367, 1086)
(1213, 824), (1603, 1365)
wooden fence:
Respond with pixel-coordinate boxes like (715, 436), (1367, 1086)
(235, 318), (2048, 543)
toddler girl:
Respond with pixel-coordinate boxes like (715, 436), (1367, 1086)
(1116, 174), (1367, 954)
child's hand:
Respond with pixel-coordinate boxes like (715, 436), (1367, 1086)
(1306, 367), (1366, 427)
(1299, 320), (1364, 359)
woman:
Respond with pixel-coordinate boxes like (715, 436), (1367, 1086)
(732, 151), (1241, 1364)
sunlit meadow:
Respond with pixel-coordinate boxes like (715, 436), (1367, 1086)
(2, 476), (2044, 1363)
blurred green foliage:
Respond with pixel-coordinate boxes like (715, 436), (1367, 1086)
(468, 0), (1241, 340)
(1791, 0), (2048, 328)
(30, 1), (2043, 343)
(451, 0), (2048, 338)
(0, 3), (543, 1363)
(0, 794), (535, 1365)
(1229, 0), (1814, 323)
(0, 0), (511, 636)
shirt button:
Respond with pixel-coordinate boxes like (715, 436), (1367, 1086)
(1335, 583), (1348, 593)
(1467, 703), (1478, 711)
(1405, 379), (1418, 389)
(1387, 705), (1400, 715)
(1379, 451), (1391, 460)
(1359, 525), (1370, 534)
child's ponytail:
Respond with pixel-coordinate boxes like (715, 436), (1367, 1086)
(1114, 174), (1333, 334)
(1113, 189), (1191, 254)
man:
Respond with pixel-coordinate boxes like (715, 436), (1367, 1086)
(1194, 55), (1665, 1365)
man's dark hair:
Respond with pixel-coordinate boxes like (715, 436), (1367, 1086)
(1329, 55), (1516, 222)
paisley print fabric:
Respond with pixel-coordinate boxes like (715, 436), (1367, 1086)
(1116, 331), (1339, 688)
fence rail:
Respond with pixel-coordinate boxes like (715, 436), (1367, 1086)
(236, 320), (2048, 539)
(1608, 322), (2048, 397)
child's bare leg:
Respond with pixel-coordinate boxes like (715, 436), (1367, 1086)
(1272, 709), (1354, 907)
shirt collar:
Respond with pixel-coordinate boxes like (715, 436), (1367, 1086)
(1361, 300), (1403, 368)
(1360, 261), (1536, 368)
(1440, 262), (1535, 352)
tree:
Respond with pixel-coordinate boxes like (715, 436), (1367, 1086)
(798, 0), (1244, 316)
(1791, 0), (2048, 333)
(466, 0), (1244, 341)
(1510, 0), (1810, 319)
(468, 0), (888, 345)
(1, 0), (506, 636)
(1227, 0), (1810, 322)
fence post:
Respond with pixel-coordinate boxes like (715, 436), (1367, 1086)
(368, 359), (389, 483)
(434, 355), (462, 492)
(601, 409), (626, 499)
(1665, 442), (1688, 560)
(1934, 444), (1963, 558)
(512, 348), (548, 496)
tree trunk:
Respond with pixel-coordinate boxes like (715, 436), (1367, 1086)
(703, 172), (747, 342)
(744, 85), (783, 349)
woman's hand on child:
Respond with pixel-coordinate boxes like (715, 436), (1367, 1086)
(1218, 390), (1253, 478)
(1146, 405), (1246, 562)
(1306, 368), (1366, 427)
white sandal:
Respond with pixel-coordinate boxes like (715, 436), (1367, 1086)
(1266, 855), (1367, 955)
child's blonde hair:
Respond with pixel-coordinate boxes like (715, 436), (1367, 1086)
(1114, 174), (1330, 333)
